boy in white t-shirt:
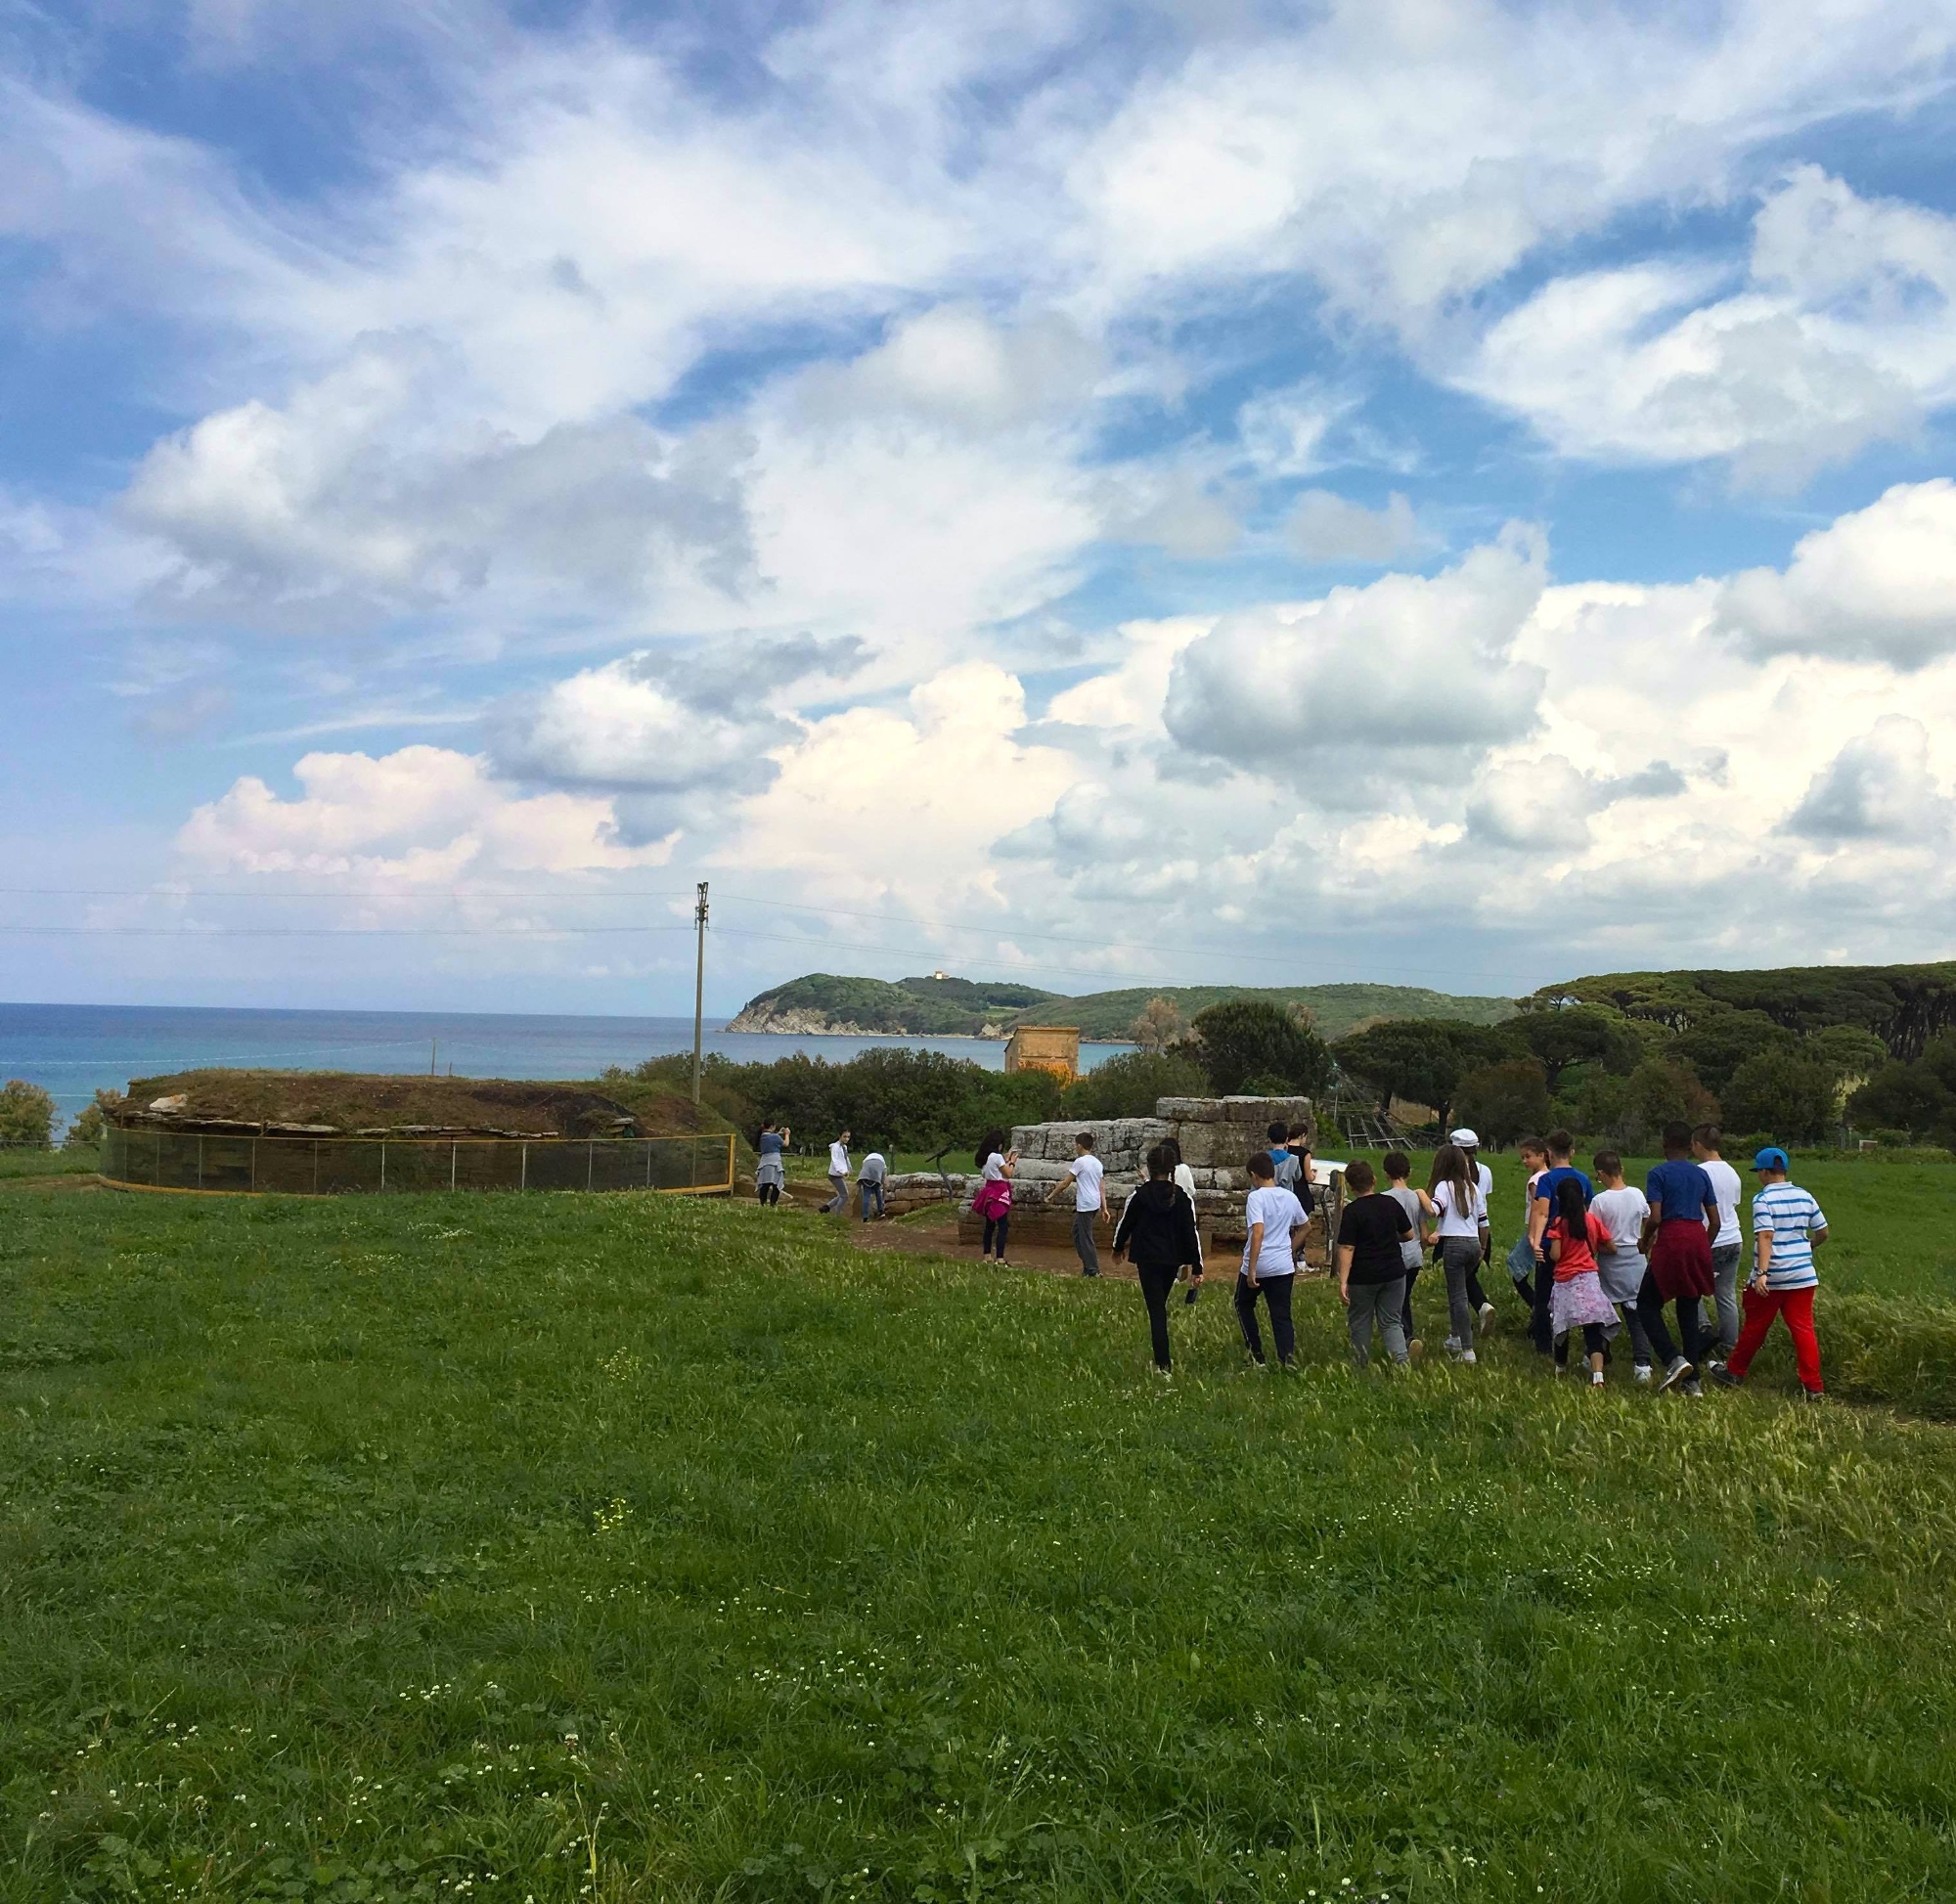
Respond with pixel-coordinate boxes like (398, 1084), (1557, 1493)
(1235, 1151), (1308, 1370)
(1068, 1131), (1106, 1278)
(1590, 1150), (1655, 1383)
(1692, 1124), (1745, 1356)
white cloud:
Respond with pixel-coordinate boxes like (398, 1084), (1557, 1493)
(176, 745), (674, 877)
(1713, 478), (1956, 669)
(1162, 527), (1548, 800)
(1784, 715), (1952, 840)
(1464, 170), (1956, 479)
(1288, 490), (1424, 564)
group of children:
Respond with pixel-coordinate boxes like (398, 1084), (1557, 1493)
(1337, 1120), (1829, 1399)
(1106, 1116), (1828, 1398)
(767, 1111), (1830, 1402)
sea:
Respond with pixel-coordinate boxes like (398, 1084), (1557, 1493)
(0, 1002), (1129, 1126)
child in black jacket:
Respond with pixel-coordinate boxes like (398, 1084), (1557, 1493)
(1112, 1142), (1205, 1374)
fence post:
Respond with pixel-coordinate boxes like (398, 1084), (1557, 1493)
(520, 1143), (528, 1192)
(451, 1142), (458, 1191)
(587, 1140), (595, 1191)
(379, 1140), (386, 1191)
(197, 1134), (204, 1191)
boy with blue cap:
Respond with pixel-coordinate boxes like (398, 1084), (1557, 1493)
(1712, 1148), (1828, 1401)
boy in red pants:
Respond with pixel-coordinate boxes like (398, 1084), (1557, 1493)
(1712, 1147), (1828, 1401)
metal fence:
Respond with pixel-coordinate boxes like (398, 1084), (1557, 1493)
(101, 1127), (735, 1198)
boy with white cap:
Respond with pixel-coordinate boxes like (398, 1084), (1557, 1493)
(1449, 1127), (1498, 1334)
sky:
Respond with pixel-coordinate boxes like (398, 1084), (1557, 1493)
(6, 0), (1956, 1017)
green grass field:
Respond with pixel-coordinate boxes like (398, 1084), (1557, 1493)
(4, 1176), (1956, 1901)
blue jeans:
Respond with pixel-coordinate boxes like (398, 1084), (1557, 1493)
(859, 1179), (885, 1220)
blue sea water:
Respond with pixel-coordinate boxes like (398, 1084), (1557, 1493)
(0, 1002), (1128, 1126)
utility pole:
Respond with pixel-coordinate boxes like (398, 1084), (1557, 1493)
(691, 880), (709, 1106)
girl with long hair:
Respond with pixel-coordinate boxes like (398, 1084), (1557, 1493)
(1426, 1142), (1488, 1363)
(1548, 1174), (1618, 1386)
(972, 1128), (1016, 1263)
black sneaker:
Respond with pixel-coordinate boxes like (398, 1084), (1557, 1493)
(1710, 1365), (1742, 1390)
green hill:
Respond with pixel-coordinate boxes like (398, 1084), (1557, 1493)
(727, 972), (1512, 1041)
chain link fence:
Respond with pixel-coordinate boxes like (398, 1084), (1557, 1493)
(101, 1127), (735, 1197)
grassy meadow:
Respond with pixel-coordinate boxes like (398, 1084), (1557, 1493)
(3, 1170), (1956, 1901)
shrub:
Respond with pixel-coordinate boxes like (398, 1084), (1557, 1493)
(62, 1088), (123, 1149)
(1622, 1057), (1718, 1144)
(1188, 1000), (1331, 1097)
(0, 1080), (55, 1150)
(1060, 1049), (1207, 1120)
(1721, 1051), (1839, 1144)
(1848, 1061), (1951, 1138)
(1450, 1057), (1550, 1147)
(1126, 996), (1186, 1055)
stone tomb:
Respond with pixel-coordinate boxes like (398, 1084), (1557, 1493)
(929, 1094), (1336, 1265)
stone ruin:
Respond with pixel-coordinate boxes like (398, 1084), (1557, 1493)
(883, 1094), (1339, 1264)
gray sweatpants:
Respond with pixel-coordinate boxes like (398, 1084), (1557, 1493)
(1709, 1243), (1743, 1352)
(1073, 1208), (1101, 1276)
(1348, 1276), (1409, 1367)
(1440, 1237), (1481, 1349)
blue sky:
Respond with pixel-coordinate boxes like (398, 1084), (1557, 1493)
(5, 0), (1956, 1015)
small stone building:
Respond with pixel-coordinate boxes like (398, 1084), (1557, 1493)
(1002, 1025), (1081, 1081)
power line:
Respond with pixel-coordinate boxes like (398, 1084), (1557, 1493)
(0, 884), (1526, 987)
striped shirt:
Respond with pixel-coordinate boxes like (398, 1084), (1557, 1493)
(1753, 1181), (1826, 1291)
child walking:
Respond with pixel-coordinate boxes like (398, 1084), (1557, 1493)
(1427, 1142), (1487, 1364)
(1068, 1131), (1105, 1277)
(1235, 1152), (1308, 1371)
(1382, 1152), (1430, 1361)
(1112, 1142), (1205, 1374)
(1712, 1147), (1828, 1400)
(1639, 1122), (1720, 1395)
(1590, 1151), (1655, 1382)
(1547, 1176), (1619, 1385)
(1337, 1159), (1414, 1368)
(972, 1129), (1016, 1264)
(1504, 1136), (1548, 1314)
(754, 1120), (788, 1207)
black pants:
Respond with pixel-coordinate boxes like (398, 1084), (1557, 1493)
(757, 1181), (781, 1206)
(981, 1214), (1010, 1259)
(1235, 1273), (1296, 1366)
(1637, 1270), (1712, 1369)
(1400, 1263), (1420, 1341)
(1531, 1251), (1555, 1355)
(1554, 1322), (1608, 1366)
(1136, 1262), (1178, 1370)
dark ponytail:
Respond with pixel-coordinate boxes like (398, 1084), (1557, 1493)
(976, 1128), (1006, 1170)
(1557, 1176), (1587, 1251)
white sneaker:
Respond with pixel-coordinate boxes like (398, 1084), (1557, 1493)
(1633, 1363), (1653, 1385)
(1459, 1348), (1477, 1366)
(1591, 1369), (1606, 1387)
(1478, 1302), (1496, 1334)
(1444, 1336), (1464, 1358)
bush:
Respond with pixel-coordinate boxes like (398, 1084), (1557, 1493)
(61, 1088), (123, 1149)
(1188, 1000), (1331, 1097)
(1450, 1057), (1550, 1147)
(1722, 1051), (1839, 1144)
(0, 1080), (54, 1150)
(1331, 1017), (1509, 1125)
(628, 1047), (1063, 1156)
(1622, 1057), (1718, 1144)
(1060, 1049), (1207, 1120)
(1848, 1061), (1951, 1138)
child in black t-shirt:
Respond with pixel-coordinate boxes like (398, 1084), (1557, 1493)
(1336, 1160), (1414, 1368)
